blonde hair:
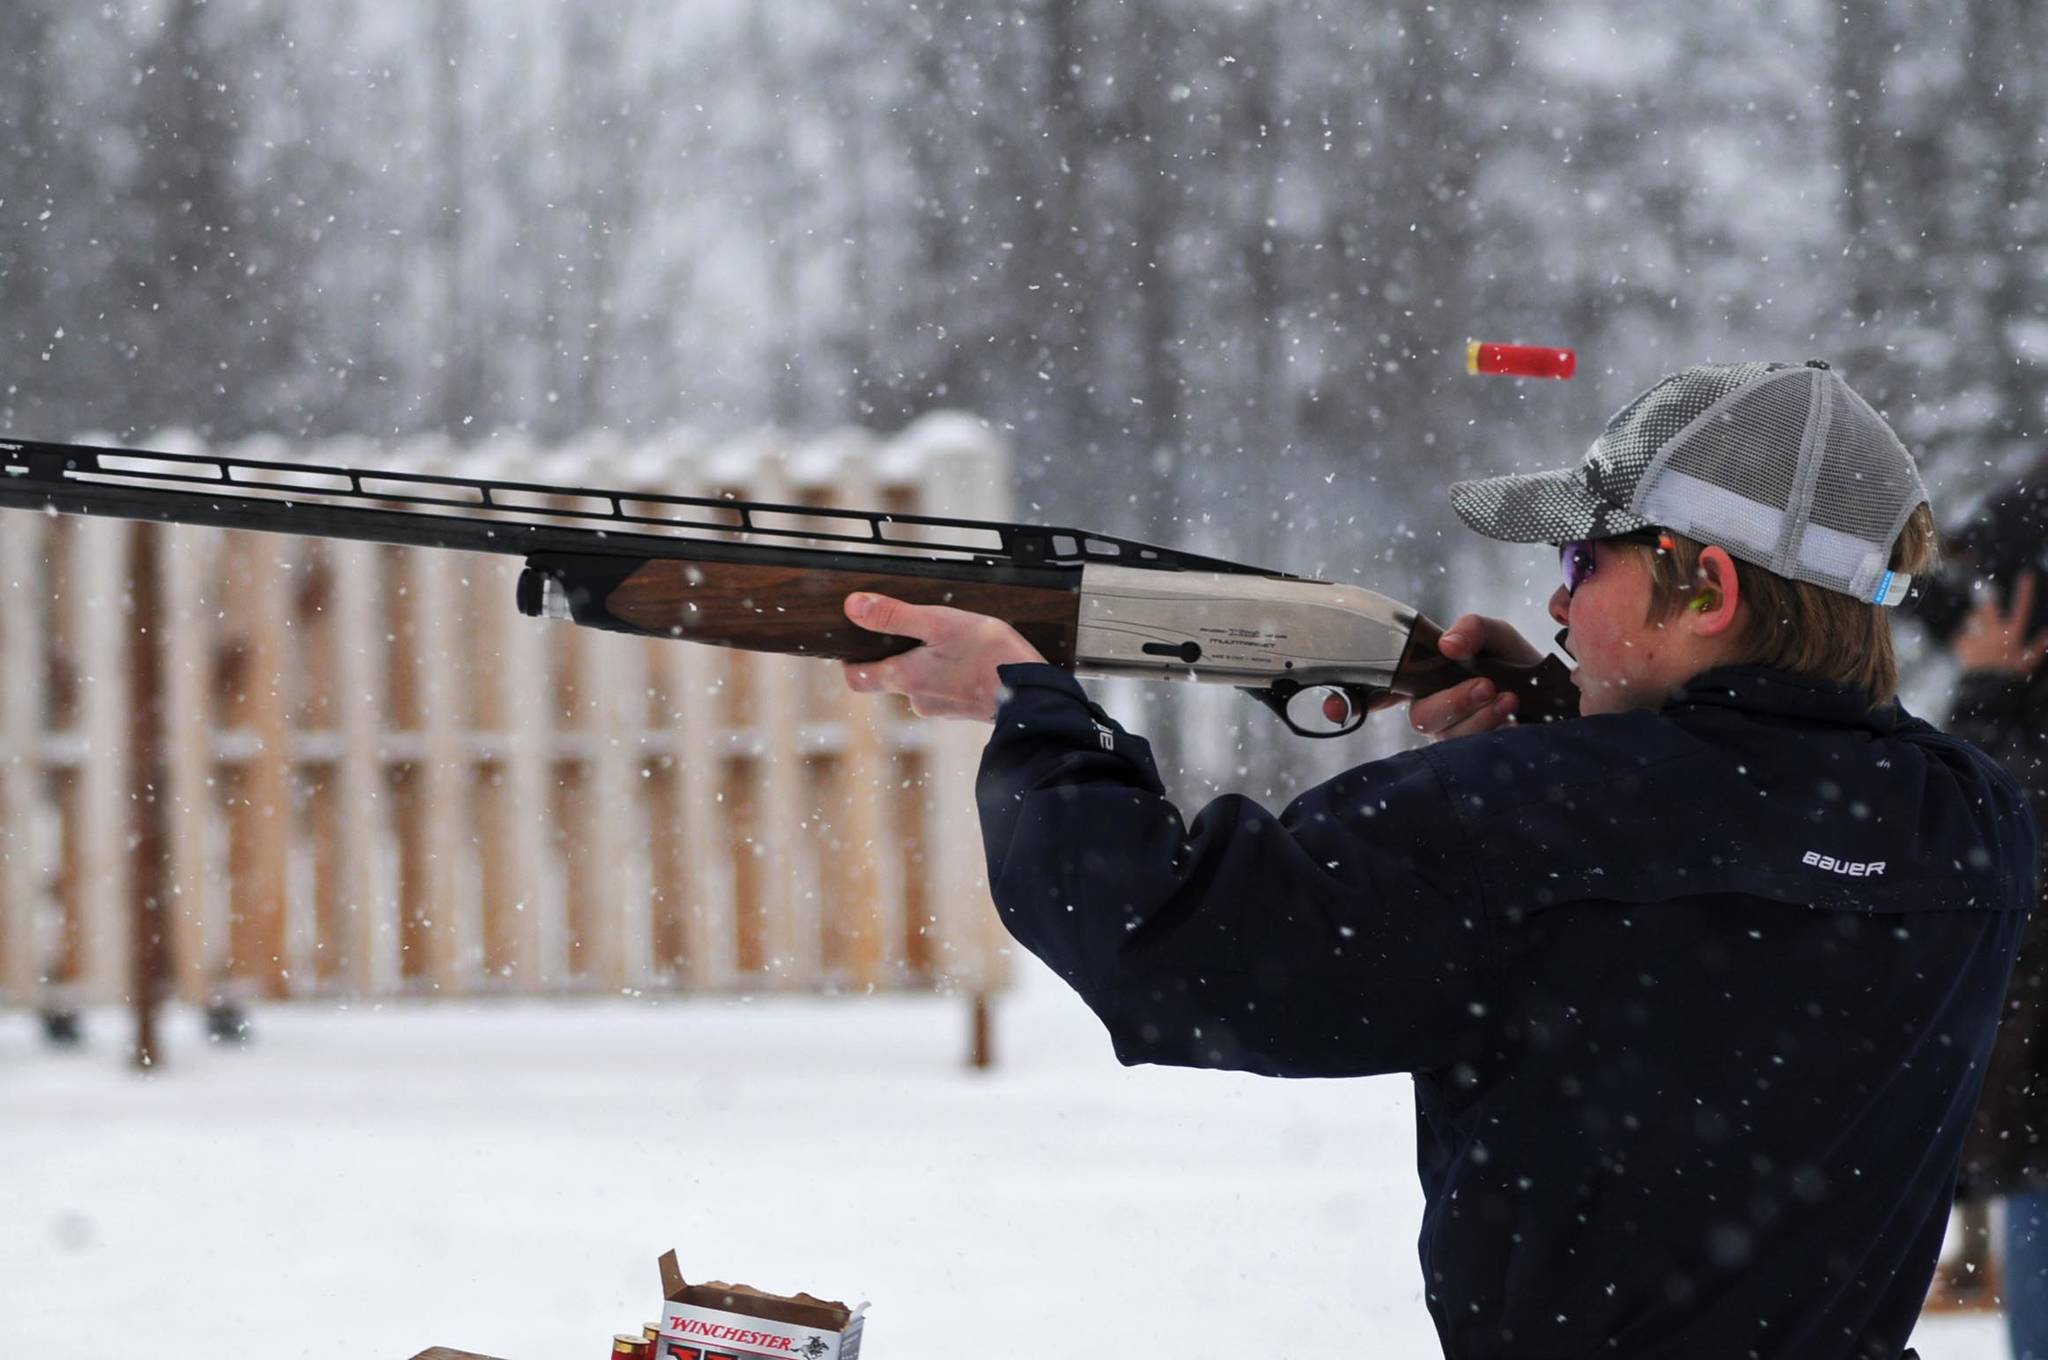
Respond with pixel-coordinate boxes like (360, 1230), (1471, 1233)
(1624, 504), (1939, 706)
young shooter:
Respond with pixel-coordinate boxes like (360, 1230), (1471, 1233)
(842, 361), (2037, 1359)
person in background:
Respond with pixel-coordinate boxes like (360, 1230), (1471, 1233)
(1913, 457), (2048, 1358)
(844, 360), (2036, 1359)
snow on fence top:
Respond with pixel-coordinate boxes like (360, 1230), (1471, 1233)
(0, 414), (1013, 1019)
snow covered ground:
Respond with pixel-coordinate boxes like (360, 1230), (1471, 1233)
(1, 959), (2008, 1359)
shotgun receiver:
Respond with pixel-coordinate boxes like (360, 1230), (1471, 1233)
(0, 435), (1578, 736)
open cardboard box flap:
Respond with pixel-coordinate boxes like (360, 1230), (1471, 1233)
(658, 1249), (862, 1333)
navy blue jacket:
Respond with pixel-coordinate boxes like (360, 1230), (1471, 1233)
(978, 663), (2037, 1359)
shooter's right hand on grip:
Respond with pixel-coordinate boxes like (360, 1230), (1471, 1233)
(1405, 613), (1555, 740)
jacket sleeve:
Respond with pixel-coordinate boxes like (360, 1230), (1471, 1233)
(977, 663), (1491, 1079)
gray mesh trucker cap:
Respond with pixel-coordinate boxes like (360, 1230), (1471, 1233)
(1448, 360), (1929, 606)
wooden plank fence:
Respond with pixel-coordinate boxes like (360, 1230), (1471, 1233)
(0, 414), (1013, 1062)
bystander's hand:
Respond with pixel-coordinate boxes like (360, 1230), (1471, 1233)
(841, 592), (1048, 720)
(1399, 613), (1545, 741)
(1954, 571), (2048, 677)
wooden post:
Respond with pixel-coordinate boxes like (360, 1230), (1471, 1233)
(471, 445), (552, 991)
(386, 544), (427, 985)
(970, 992), (994, 1070)
(801, 431), (900, 990)
(75, 513), (132, 1003)
(160, 523), (220, 1006)
(326, 525), (391, 995)
(218, 527), (293, 998)
(890, 742), (934, 980)
(128, 522), (170, 1069)
(415, 481), (473, 990)
(296, 537), (343, 991)
(386, 511), (468, 992)
(903, 414), (1014, 1065)
(386, 443), (473, 993)
(647, 440), (734, 991)
(547, 585), (589, 985)
(546, 439), (636, 991)
(0, 498), (50, 1007)
(583, 477), (638, 993)
(259, 443), (376, 999)
(738, 439), (811, 988)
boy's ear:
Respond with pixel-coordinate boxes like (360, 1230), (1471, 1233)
(1691, 546), (1741, 636)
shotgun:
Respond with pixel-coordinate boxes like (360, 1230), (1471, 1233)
(0, 435), (1578, 736)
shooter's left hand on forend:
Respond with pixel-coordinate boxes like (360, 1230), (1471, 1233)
(842, 592), (1049, 721)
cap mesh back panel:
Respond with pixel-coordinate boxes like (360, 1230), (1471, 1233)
(1809, 388), (1921, 542)
(1648, 371), (1810, 566)
(1793, 387), (1926, 596)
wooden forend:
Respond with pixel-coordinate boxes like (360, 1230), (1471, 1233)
(605, 558), (1081, 666)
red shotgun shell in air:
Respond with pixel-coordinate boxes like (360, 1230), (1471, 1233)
(1466, 341), (1576, 380)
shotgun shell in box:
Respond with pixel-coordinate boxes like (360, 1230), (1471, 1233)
(1466, 340), (1576, 380)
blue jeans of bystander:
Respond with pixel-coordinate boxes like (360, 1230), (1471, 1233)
(2009, 1192), (2048, 1359)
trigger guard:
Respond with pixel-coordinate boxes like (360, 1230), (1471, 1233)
(1238, 680), (1376, 739)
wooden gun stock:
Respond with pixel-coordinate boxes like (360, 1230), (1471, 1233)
(1395, 615), (1580, 724)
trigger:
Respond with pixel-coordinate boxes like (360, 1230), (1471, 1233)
(1322, 691), (1352, 726)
